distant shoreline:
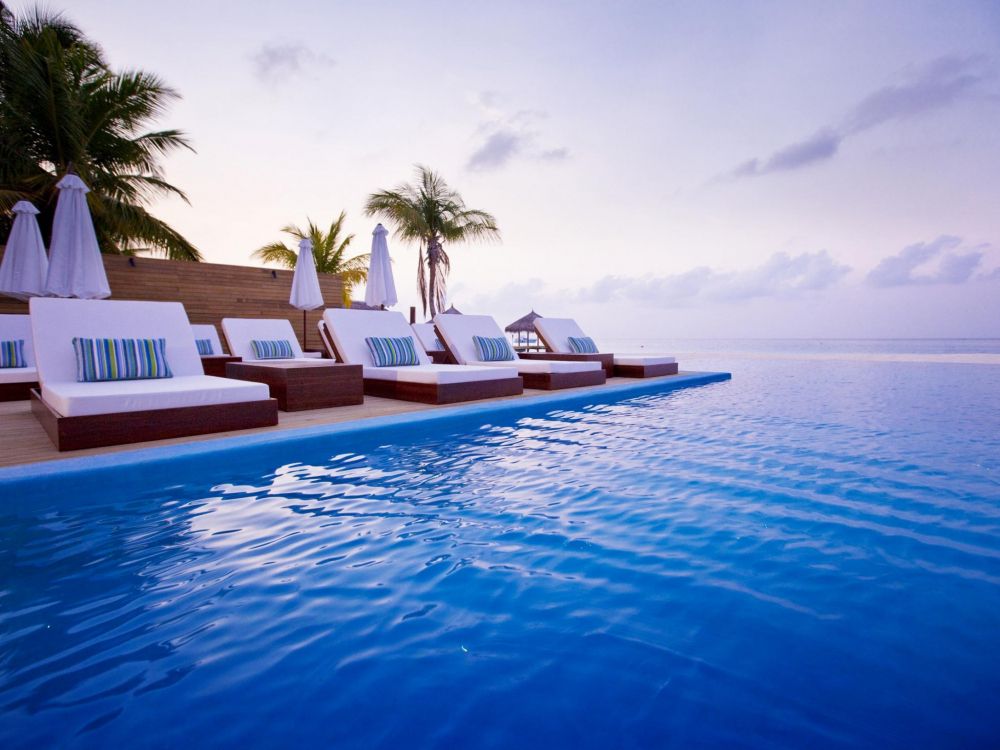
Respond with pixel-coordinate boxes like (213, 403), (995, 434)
(665, 351), (1000, 365)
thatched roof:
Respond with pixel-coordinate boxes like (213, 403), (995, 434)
(350, 300), (378, 310)
(441, 305), (462, 315)
(505, 309), (542, 333)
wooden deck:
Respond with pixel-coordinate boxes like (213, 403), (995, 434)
(0, 376), (677, 469)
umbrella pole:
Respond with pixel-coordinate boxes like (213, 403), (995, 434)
(302, 310), (307, 350)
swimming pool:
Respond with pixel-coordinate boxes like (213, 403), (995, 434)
(1, 361), (998, 748)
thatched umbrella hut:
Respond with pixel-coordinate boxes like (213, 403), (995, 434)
(350, 299), (379, 310)
(441, 305), (462, 315)
(505, 310), (543, 351)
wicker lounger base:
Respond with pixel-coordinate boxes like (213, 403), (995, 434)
(363, 376), (523, 405)
(200, 355), (241, 377)
(31, 390), (279, 451)
(521, 368), (606, 390)
(0, 381), (37, 401)
(613, 362), (679, 378)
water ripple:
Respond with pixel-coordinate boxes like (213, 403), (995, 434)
(1, 359), (998, 748)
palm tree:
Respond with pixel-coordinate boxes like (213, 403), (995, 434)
(364, 165), (500, 317)
(252, 212), (369, 308)
(0, 7), (200, 259)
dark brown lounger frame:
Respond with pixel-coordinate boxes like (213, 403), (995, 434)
(533, 327), (678, 378)
(31, 390), (279, 451)
(0, 380), (38, 401)
(317, 321), (524, 405)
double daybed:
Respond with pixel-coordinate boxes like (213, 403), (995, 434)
(29, 299), (278, 450)
(534, 317), (679, 378)
(319, 308), (523, 404)
(433, 313), (606, 390)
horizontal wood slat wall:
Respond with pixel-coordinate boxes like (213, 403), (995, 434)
(0, 252), (346, 350)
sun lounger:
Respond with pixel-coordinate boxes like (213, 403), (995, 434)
(319, 308), (522, 404)
(29, 299), (278, 451)
(411, 322), (453, 364)
(534, 317), (678, 377)
(222, 317), (362, 409)
(221, 318), (316, 363)
(191, 323), (241, 377)
(0, 314), (39, 401)
(433, 313), (606, 390)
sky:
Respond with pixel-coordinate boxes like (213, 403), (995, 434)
(17, 0), (1000, 338)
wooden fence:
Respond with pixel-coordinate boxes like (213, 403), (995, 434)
(0, 252), (346, 350)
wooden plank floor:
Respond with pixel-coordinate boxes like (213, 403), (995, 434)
(0, 377), (656, 469)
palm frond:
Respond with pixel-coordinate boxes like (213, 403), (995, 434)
(251, 241), (297, 269)
(0, 7), (198, 256)
(364, 165), (500, 315)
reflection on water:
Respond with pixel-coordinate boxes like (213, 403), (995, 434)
(1, 358), (999, 749)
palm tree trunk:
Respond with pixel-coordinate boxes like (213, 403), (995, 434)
(427, 239), (440, 317)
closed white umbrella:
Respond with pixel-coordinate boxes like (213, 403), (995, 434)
(364, 223), (397, 309)
(0, 201), (49, 301)
(289, 238), (324, 349)
(45, 174), (110, 299)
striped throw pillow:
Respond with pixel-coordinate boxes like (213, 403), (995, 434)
(0, 339), (27, 368)
(568, 336), (599, 354)
(250, 339), (295, 359)
(73, 338), (173, 382)
(195, 338), (214, 355)
(473, 335), (515, 362)
(365, 336), (420, 367)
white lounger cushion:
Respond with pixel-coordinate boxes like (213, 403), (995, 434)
(0, 314), (37, 379)
(434, 313), (601, 373)
(363, 363), (513, 383)
(534, 318), (588, 354)
(535, 317), (675, 365)
(30, 298), (206, 383)
(191, 323), (226, 355)
(324, 308), (432, 365)
(411, 323), (445, 352)
(323, 308), (518, 384)
(613, 355), (677, 366)
(221, 318), (311, 362)
(0, 366), (37, 384)
(42, 375), (270, 417)
(475, 359), (597, 374)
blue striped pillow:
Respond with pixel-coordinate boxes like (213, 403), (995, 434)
(473, 335), (515, 362)
(250, 339), (295, 359)
(568, 336), (599, 354)
(195, 338), (214, 355)
(365, 336), (420, 367)
(73, 338), (173, 382)
(0, 339), (27, 368)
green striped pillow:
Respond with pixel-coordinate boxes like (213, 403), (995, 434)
(250, 339), (295, 359)
(195, 338), (214, 355)
(568, 336), (599, 354)
(365, 336), (420, 367)
(0, 339), (27, 368)
(73, 338), (173, 382)
(473, 335), (515, 362)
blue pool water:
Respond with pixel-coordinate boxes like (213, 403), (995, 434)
(1, 357), (999, 748)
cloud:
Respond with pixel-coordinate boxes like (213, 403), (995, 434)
(466, 92), (569, 172)
(250, 43), (335, 83)
(579, 250), (851, 307)
(468, 131), (524, 171)
(728, 55), (991, 179)
(867, 236), (987, 287)
(845, 56), (986, 133)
